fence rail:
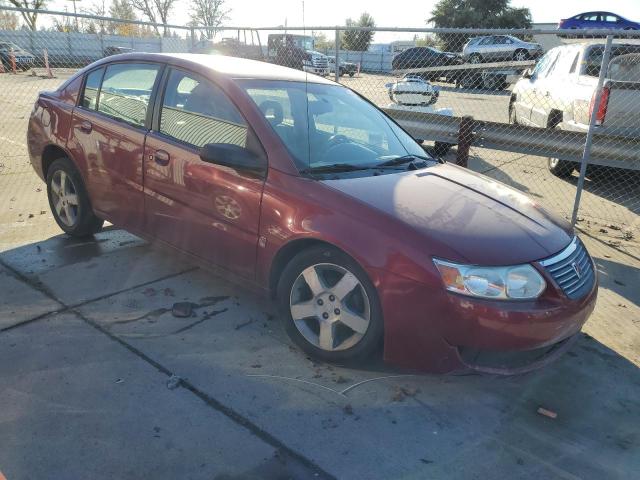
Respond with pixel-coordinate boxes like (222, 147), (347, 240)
(0, 6), (638, 264)
(386, 109), (640, 171)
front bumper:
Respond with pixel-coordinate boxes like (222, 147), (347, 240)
(372, 257), (598, 374)
(303, 66), (329, 76)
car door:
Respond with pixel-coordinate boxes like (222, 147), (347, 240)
(601, 13), (621, 30)
(143, 67), (266, 279)
(493, 36), (511, 61)
(529, 49), (563, 127)
(514, 49), (558, 125)
(67, 62), (162, 230)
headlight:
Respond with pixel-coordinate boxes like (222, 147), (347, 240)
(433, 259), (546, 300)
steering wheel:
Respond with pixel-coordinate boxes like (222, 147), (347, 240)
(327, 134), (350, 146)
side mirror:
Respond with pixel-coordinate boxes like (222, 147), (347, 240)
(199, 143), (266, 177)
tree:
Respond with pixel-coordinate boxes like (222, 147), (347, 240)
(414, 34), (439, 48)
(0, 1), (19, 30)
(313, 32), (334, 53)
(84, 0), (109, 34)
(130, 0), (176, 36)
(189, 0), (229, 40)
(6, 0), (47, 31)
(341, 12), (375, 51)
(429, 0), (531, 52)
(109, 0), (139, 36)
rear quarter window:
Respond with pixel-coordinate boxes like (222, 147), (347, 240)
(81, 67), (104, 110)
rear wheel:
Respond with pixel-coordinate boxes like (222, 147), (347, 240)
(46, 157), (103, 237)
(277, 245), (383, 363)
(547, 124), (578, 178)
(469, 53), (482, 64)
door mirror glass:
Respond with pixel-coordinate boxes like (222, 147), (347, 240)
(199, 143), (266, 176)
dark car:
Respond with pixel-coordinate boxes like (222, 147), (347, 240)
(103, 46), (133, 57)
(27, 53), (597, 373)
(391, 47), (463, 80)
(0, 41), (35, 71)
(559, 11), (640, 31)
(328, 57), (357, 77)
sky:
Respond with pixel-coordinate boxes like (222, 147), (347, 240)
(40, 0), (640, 42)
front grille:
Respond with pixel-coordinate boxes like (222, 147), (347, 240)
(312, 57), (328, 68)
(539, 237), (595, 300)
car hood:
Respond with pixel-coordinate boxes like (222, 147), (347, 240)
(322, 163), (573, 265)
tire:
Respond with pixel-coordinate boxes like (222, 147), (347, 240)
(513, 49), (529, 62)
(277, 245), (383, 363)
(433, 141), (452, 157)
(348, 71), (355, 77)
(469, 53), (482, 64)
(509, 102), (517, 124)
(46, 157), (104, 237)
(547, 124), (578, 178)
(548, 157), (576, 178)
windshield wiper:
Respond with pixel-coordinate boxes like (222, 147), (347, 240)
(375, 154), (432, 167)
(301, 163), (374, 174)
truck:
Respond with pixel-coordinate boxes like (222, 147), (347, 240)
(267, 34), (329, 76)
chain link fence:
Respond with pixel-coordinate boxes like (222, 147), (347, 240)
(0, 8), (638, 360)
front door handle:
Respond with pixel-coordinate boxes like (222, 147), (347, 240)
(80, 120), (92, 133)
(153, 149), (170, 166)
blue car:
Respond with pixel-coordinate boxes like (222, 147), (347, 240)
(559, 11), (640, 32)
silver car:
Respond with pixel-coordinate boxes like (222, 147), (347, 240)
(463, 35), (543, 63)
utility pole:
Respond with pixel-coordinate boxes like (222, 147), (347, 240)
(67, 0), (81, 31)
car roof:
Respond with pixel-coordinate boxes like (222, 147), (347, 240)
(90, 52), (335, 84)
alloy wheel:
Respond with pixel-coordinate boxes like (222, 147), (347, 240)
(289, 263), (371, 352)
(50, 170), (79, 227)
(514, 51), (528, 61)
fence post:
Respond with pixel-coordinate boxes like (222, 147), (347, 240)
(190, 27), (196, 49)
(570, 34), (613, 226)
(456, 116), (474, 167)
(334, 28), (340, 83)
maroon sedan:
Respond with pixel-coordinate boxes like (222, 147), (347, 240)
(27, 53), (597, 373)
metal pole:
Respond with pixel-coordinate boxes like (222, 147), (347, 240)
(570, 34), (613, 226)
(456, 116), (474, 167)
(334, 28), (340, 82)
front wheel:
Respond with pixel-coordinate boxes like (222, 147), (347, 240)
(46, 157), (104, 237)
(433, 141), (452, 157)
(548, 157), (577, 178)
(277, 246), (383, 363)
(513, 49), (529, 62)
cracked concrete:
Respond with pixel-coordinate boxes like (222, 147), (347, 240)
(1, 229), (639, 480)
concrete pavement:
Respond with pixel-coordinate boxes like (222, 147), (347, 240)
(1, 229), (639, 479)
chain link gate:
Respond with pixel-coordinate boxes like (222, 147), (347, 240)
(0, 7), (638, 362)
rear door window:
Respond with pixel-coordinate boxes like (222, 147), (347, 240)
(98, 63), (161, 127)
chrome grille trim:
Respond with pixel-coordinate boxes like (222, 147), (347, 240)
(539, 237), (595, 300)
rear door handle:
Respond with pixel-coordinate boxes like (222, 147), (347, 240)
(152, 149), (170, 166)
(80, 120), (92, 133)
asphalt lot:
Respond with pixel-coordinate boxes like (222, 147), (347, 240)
(0, 67), (639, 478)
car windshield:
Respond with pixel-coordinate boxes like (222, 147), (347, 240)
(240, 80), (430, 174)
